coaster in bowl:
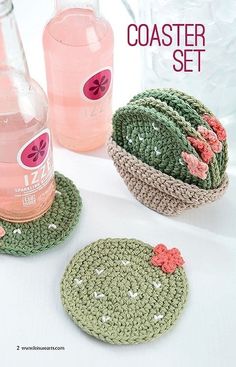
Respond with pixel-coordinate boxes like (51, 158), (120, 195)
(108, 88), (229, 215)
(0, 172), (82, 256)
(61, 238), (188, 344)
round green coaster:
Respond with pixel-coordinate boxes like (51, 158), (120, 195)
(0, 172), (82, 256)
(61, 238), (188, 345)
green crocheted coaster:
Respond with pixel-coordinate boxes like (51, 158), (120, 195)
(61, 238), (188, 345)
(112, 88), (228, 190)
(0, 172), (82, 256)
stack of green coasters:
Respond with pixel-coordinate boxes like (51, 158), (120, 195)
(0, 172), (82, 256)
(108, 89), (229, 215)
(61, 238), (188, 345)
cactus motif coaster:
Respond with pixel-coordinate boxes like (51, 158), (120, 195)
(0, 172), (82, 256)
(61, 238), (188, 345)
(108, 88), (229, 215)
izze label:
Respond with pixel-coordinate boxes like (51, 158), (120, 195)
(83, 68), (112, 100)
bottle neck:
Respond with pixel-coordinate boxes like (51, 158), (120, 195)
(55, 0), (99, 15)
(0, 0), (29, 78)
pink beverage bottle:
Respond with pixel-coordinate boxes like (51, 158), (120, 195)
(43, 0), (114, 152)
(0, 0), (55, 223)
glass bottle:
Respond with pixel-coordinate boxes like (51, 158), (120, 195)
(43, 0), (114, 152)
(0, 0), (55, 223)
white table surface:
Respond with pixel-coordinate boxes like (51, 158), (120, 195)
(1, 1), (236, 367)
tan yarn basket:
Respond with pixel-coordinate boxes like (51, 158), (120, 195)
(108, 139), (229, 216)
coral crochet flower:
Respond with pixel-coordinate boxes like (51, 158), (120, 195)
(0, 226), (6, 238)
(182, 152), (209, 180)
(151, 244), (184, 274)
(197, 126), (222, 153)
(202, 114), (226, 142)
(187, 136), (214, 164)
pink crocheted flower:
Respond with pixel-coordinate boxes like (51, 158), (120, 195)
(202, 114), (226, 142)
(187, 136), (214, 164)
(151, 244), (184, 274)
(0, 226), (6, 238)
(198, 126), (222, 153)
(182, 152), (209, 180)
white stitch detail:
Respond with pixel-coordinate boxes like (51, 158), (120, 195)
(179, 158), (184, 166)
(13, 229), (22, 235)
(154, 314), (163, 321)
(154, 147), (161, 156)
(138, 134), (144, 141)
(152, 123), (159, 131)
(74, 278), (83, 286)
(55, 190), (62, 196)
(95, 269), (104, 276)
(94, 292), (105, 300)
(126, 136), (133, 144)
(48, 224), (57, 230)
(152, 281), (161, 289)
(101, 316), (110, 323)
(121, 260), (130, 266)
(128, 290), (138, 299)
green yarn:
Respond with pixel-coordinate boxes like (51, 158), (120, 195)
(112, 89), (228, 190)
(131, 89), (227, 178)
(0, 172), (82, 256)
(61, 238), (188, 345)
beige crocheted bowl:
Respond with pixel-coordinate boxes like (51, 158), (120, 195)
(108, 139), (229, 216)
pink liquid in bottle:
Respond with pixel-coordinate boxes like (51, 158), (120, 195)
(43, 5), (114, 152)
(0, 71), (55, 223)
(0, 1), (55, 223)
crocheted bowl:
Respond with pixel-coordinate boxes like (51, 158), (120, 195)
(108, 89), (229, 216)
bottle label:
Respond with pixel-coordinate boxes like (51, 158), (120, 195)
(15, 128), (54, 207)
(83, 68), (112, 101)
(17, 128), (51, 170)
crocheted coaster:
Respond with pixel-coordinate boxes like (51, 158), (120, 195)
(0, 172), (82, 256)
(61, 238), (188, 345)
(108, 88), (229, 215)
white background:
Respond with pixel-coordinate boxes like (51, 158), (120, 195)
(0, 1), (236, 367)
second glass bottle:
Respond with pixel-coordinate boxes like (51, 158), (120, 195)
(43, 0), (114, 152)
